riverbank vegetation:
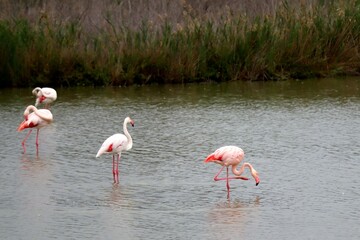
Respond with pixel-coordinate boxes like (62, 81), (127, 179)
(1, 0), (360, 87)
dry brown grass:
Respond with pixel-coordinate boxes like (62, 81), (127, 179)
(1, 0), (359, 87)
(0, 0), (318, 31)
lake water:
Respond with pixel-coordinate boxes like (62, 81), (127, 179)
(0, 78), (359, 240)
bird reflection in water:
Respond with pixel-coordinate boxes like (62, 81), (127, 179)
(20, 154), (54, 183)
(208, 196), (261, 225)
(109, 184), (122, 206)
(21, 154), (47, 173)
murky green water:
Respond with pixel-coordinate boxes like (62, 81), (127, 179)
(0, 78), (359, 239)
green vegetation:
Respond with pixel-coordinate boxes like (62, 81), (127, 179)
(1, 0), (360, 87)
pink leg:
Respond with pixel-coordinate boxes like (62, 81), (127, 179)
(213, 165), (249, 181)
(36, 129), (40, 154)
(226, 167), (230, 199)
(213, 165), (249, 199)
(112, 155), (116, 183)
(115, 154), (120, 183)
(22, 129), (32, 153)
(213, 165), (225, 181)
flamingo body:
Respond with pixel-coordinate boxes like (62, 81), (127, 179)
(205, 146), (260, 198)
(17, 105), (53, 153)
(32, 87), (57, 108)
(96, 133), (130, 157)
(205, 146), (245, 166)
(96, 117), (134, 183)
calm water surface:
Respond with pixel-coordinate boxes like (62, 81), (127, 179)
(0, 78), (359, 239)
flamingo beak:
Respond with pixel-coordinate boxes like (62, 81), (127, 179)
(255, 177), (260, 186)
(131, 120), (135, 127)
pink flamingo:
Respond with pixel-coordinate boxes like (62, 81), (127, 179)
(32, 87), (57, 108)
(204, 146), (260, 199)
(17, 105), (53, 154)
(96, 117), (134, 183)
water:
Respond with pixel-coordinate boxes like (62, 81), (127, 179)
(0, 78), (359, 240)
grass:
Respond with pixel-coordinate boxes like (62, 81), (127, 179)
(1, 0), (360, 87)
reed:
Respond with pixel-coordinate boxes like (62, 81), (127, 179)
(1, 0), (360, 87)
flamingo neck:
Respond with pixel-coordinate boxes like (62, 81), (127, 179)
(32, 87), (42, 97)
(232, 162), (256, 178)
(24, 105), (53, 122)
(123, 119), (133, 150)
(24, 105), (37, 116)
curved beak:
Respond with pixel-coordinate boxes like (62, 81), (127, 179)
(255, 177), (260, 186)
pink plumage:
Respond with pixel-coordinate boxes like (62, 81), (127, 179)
(204, 146), (260, 199)
(96, 117), (134, 183)
(17, 105), (53, 154)
(32, 87), (57, 109)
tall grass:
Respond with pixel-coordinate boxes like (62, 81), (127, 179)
(1, 0), (360, 87)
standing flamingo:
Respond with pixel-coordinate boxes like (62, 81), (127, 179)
(32, 87), (57, 108)
(17, 105), (53, 154)
(204, 146), (260, 199)
(96, 117), (135, 183)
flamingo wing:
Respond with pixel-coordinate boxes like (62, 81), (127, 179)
(96, 134), (128, 157)
(34, 109), (53, 122)
(204, 146), (228, 162)
(17, 113), (42, 131)
(22, 108), (52, 130)
(42, 88), (57, 100)
(34, 87), (57, 106)
(204, 146), (244, 163)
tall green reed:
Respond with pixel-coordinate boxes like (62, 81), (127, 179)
(1, 0), (360, 87)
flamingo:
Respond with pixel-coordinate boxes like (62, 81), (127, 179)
(204, 146), (260, 199)
(17, 105), (53, 154)
(32, 87), (57, 108)
(96, 117), (135, 183)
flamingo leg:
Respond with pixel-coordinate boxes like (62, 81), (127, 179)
(35, 129), (40, 154)
(227, 167), (230, 199)
(213, 165), (249, 181)
(115, 154), (120, 183)
(21, 129), (32, 153)
(213, 165), (249, 199)
(112, 155), (116, 183)
(213, 165), (225, 181)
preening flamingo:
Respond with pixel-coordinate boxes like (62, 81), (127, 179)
(17, 105), (53, 154)
(204, 146), (260, 199)
(32, 87), (57, 108)
(96, 117), (135, 183)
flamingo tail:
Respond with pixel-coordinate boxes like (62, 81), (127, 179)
(17, 120), (28, 132)
(96, 146), (108, 158)
(204, 153), (219, 163)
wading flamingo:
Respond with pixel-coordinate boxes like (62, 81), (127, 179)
(17, 105), (53, 154)
(32, 87), (57, 108)
(96, 117), (134, 183)
(204, 146), (260, 199)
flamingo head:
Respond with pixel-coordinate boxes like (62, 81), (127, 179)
(126, 117), (134, 127)
(32, 87), (41, 96)
(252, 170), (260, 186)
